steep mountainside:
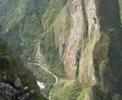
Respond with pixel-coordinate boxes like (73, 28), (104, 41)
(0, 0), (122, 100)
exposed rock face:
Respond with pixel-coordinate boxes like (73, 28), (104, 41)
(52, 0), (122, 99)
(0, 82), (34, 100)
(63, 0), (83, 79)
(78, 0), (100, 84)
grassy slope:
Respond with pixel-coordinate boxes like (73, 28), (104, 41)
(40, 0), (67, 77)
(51, 80), (86, 100)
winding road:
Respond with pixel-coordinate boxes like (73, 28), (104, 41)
(27, 41), (58, 100)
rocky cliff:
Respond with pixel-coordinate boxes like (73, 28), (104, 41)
(0, 0), (122, 100)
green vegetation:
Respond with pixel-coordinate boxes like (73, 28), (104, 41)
(0, 0), (50, 60)
(26, 63), (55, 97)
(40, 0), (67, 77)
(40, 28), (65, 77)
(42, 0), (67, 29)
(51, 80), (85, 100)
(0, 0), (68, 97)
(4, 0), (27, 31)
(93, 32), (110, 78)
(0, 40), (47, 100)
(0, 0), (121, 99)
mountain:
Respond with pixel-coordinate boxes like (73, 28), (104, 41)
(0, 0), (122, 100)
